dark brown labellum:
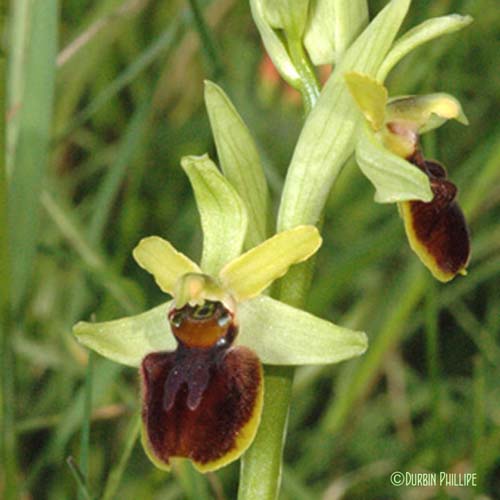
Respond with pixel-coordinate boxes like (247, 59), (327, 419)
(140, 300), (263, 471)
(402, 151), (470, 282)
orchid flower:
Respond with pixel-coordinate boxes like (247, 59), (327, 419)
(73, 155), (367, 472)
(345, 71), (470, 281)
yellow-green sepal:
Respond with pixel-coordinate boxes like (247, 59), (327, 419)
(204, 82), (270, 248)
(355, 124), (433, 203)
(238, 296), (368, 365)
(73, 302), (174, 367)
(181, 154), (248, 275)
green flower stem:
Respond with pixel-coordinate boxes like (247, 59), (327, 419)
(286, 35), (320, 114)
(238, 30), (320, 500)
(238, 366), (294, 500)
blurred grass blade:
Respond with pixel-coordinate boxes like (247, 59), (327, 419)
(41, 191), (138, 314)
(101, 414), (141, 500)
(377, 14), (473, 81)
(6, 0), (29, 177)
(8, 0), (58, 311)
(89, 98), (151, 242)
(59, 10), (186, 139)
(1, 31), (17, 499)
(187, 0), (224, 80)
(67, 456), (93, 500)
(204, 81), (270, 247)
(79, 351), (94, 500)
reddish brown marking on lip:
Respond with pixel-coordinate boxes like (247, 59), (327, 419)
(141, 345), (262, 468)
(403, 153), (470, 281)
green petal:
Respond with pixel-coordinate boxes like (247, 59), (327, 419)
(133, 236), (201, 294)
(304, 0), (368, 64)
(181, 155), (248, 275)
(73, 302), (175, 367)
(238, 296), (368, 365)
(344, 71), (387, 130)
(377, 14), (473, 81)
(219, 226), (321, 301)
(278, 0), (411, 229)
(386, 93), (468, 134)
(249, 0), (300, 86)
(355, 124), (433, 203)
(204, 82), (269, 248)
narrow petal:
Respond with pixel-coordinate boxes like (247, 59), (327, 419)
(355, 124), (433, 203)
(140, 346), (263, 472)
(181, 155), (248, 275)
(133, 237), (201, 295)
(385, 93), (468, 134)
(344, 71), (387, 130)
(219, 226), (322, 301)
(73, 302), (175, 367)
(238, 296), (368, 365)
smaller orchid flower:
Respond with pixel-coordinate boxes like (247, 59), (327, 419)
(344, 72), (471, 283)
(73, 155), (367, 472)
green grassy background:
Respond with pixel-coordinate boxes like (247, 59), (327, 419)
(2, 0), (500, 498)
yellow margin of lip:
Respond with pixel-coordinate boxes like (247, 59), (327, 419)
(400, 201), (464, 283)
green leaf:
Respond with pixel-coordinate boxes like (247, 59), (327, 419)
(238, 296), (368, 365)
(278, 0), (411, 230)
(249, 0), (300, 86)
(344, 71), (388, 130)
(73, 302), (174, 367)
(204, 82), (269, 248)
(355, 124), (433, 203)
(219, 226), (322, 301)
(132, 236), (201, 295)
(377, 14), (473, 81)
(181, 154), (249, 274)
